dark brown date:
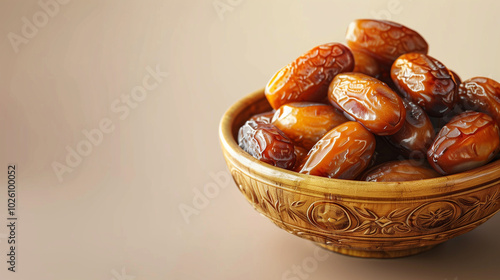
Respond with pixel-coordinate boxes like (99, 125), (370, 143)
(360, 160), (439, 182)
(427, 111), (500, 175)
(271, 102), (348, 149)
(391, 52), (457, 117)
(299, 121), (375, 179)
(352, 49), (383, 79)
(265, 43), (354, 109)
(328, 72), (406, 135)
(458, 77), (500, 126)
(293, 145), (308, 171)
(385, 99), (435, 159)
(346, 19), (428, 68)
(450, 70), (462, 87)
(238, 120), (296, 169)
(370, 136), (401, 167)
(249, 110), (275, 124)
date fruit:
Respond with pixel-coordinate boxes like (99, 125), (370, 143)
(360, 160), (439, 182)
(427, 111), (500, 175)
(328, 72), (406, 135)
(265, 43), (354, 109)
(385, 99), (435, 159)
(271, 102), (348, 149)
(299, 121), (375, 179)
(450, 70), (462, 87)
(249, 111), (275, 124)
(352, 49), (383, 79)
(293, 145), (308, 171)
(391, 52), (457, 117)
(238, 120), (296, 169)
(458, 77), (500, 126)
(346, 19), (428, 68)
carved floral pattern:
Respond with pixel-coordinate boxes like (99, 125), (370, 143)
(230, 168), (500, 252)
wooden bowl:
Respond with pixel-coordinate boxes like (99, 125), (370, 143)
(219, 88), (500, 258)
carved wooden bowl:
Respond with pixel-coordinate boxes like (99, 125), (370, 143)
(219, 88), (500, 258)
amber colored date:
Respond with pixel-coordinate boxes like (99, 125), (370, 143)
(352, 50), (383, 79)
(458, 77), (500, 126)
(346, 19), (428, 68)
(271, 102), (348, 150)
(238, 120), (296, 169)
(391, 52), (457, 117)
(249, 110), (275, 124)
(385, 99), (435, 159)
(265, 43), (354, 109)
(328, 72), (406, 135)
(360, 160), (439, 182)
(427, 111), (500, 175)
(299, 121), (375, 179)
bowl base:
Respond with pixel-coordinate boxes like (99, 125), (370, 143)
(316, 243), (436, 258)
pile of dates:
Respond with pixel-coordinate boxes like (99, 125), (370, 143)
(238, 19), (500, 182)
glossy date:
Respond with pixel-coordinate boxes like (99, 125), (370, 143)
(385, 99), (435, 159)
(249, 110), (275, 124)
(293, 145), (308, 171)
(352, 49), (383, 79)
(427, 111), (500, 175)
(238, 120), (296, 169)
(360, 160), (439, 182)
(299, 121), (375, 179)
(458, 77), (500, 126)
(346, 19), (428, 68)
(265, 43), (354, 109)
(271, 102), (348, 150)
(391, 52), (457, 117)
(328, 72), (406, 135)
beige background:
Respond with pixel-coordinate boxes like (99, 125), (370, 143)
(1, 0), (500, 279)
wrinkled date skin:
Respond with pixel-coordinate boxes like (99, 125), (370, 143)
(299, 121), (375, 179)
(265, 43), (354, 109)
(458, 77), (500, 126)
(238, 120), (296, 169)
(346, 19), (428, 68)
(249, 110), (275, 124)
(385, 99), (435, 159)
(293, 145), (308, 171)
(328, 72), (406, 135)
(352, 49), (383, 79)
(360, 160), (439, 182)
(391, 52), (457, 117)
(427, 111), (500, 175)
(271, 102), (348, 150)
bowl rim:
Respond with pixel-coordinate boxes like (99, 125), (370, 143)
(219, 88), (500, 200)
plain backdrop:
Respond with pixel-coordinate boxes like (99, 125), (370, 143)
(1, 0), (500, 279)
